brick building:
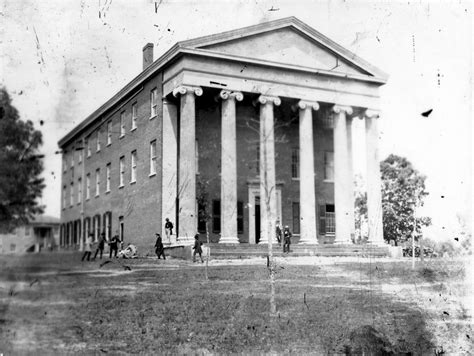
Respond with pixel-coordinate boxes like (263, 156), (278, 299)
(58, 17), (387, 252)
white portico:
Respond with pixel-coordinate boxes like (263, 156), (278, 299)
(160, 17), (387, 245)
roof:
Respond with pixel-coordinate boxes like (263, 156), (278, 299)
(58, 17), (387, 148)
(30, 215), (61, 225)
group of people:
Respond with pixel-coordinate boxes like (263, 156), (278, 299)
(154, 218), (204, 263)
(275, 221), (292, 253)
(81, 232), (122, 261)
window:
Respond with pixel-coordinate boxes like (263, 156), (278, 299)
(25, 226), (30, 236)
(86, 173), (90, 200)
(70, 182), (74, 207)
(119, 216), (124, 242)
(237, 201), (244, 234)
(95, 168), (100, 196)
(106, 163), (111, 192)
(324, 151), (334, 181)
(292, 202), (300, 234)
(78, 177), (82, 204)
(120, 112), (125, 137)
(93, 215), (101, 242)
(107, 121), (112, 145)
(96, 130), (101, 152)
(319, 204), (335, 235)
(84, 218), (91, 241)
(71, 152), (74, 167)
(212, 200), (221, 233)
(131, 102), (137, 130)
(149, 140), (156, 176)
(150, 88), (158, 118)
(78, 148), (82, 163)
(256, 144), (260, 176)
(291, 147), (299, 179)
(86, 138), (91, 157)
(103, 212), (112, 240)
(63, 185), (67, 209)
(119, 156), (125, 187)
(63, 155), (67, 172)
(131, 150), (137, 183)
(10, 244), (16, 252)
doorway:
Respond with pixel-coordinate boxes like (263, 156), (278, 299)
(255, 197), (261, 244)
(248, 183), (282, 244)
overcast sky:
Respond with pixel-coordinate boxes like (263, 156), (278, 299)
(1, 0), (472, 240)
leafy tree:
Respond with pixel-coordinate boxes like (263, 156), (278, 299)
(355, 154), (431, 245)
(0, 87), (45, 233)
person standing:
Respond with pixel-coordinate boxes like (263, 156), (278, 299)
(81, 234), (92, 261)
(193, 234), (204, 263)
(154, 233), (166, 260)
(109, 232), (120, 258)
(275, 220), (282, 245)
(283, 225), (292, 253)
(164, 218), (173, 244)
(92, 232), (106, 260)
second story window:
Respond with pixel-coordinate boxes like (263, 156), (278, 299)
(131, 102), (137, 130)
(86, 139), (91, 157)
(86, 173), (90, 200)
(96, 130), (101, 152)
(149, 140), (156, 176)
(324, 151), (334, 181)
(78, 177), (82, 204)
(107, 121), (112, 145)
(131, 150), (137, 183)
(150, 88), (158, 118)
(63, 185), (67, 209)
(120, 111), (126, 137)
(291, 147), (299, 179)
(119, 156), (125, 187)
(95, 168), (100, 196)
(70, 182), (74, 207)
(106, 163), (111, 192)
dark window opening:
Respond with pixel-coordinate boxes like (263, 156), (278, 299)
(292, 202), (300, 234)
(212, 200), (221, 233)
(237, 201), (244, 234)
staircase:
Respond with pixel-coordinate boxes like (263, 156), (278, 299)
(203, 243), (390, 259)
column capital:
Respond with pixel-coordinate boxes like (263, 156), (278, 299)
(219, 90), (244, 102)
(332, 104), (353, 116)
(363, 109), (380, 119)
(296, 100), (320, 111)
(256, 95), (281, 106)
(172, 85), (203, 98)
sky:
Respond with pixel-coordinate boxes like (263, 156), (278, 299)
(1, 0), (472, 240)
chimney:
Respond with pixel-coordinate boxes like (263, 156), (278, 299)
(142, 43), (154, 70)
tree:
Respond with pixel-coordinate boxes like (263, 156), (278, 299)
(355, 154), (431, 246)
(0, 87), (45, 233)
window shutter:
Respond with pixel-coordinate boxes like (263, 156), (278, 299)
(319, 205), (326, 235)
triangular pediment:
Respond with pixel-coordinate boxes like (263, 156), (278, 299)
(178, 17), (387, 81)
(202, 27), (365, 76)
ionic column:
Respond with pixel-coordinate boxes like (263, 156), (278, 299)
(162, 98), (178, 243)
(256, 95), (280, 244)
(219, 90), (243, 243)
(364, 110), (384, 244)
(346, 115), (356, 242)
(297, 100), (319, 244)
(332, 105), (353, 244)
(173, 85), (203, 241)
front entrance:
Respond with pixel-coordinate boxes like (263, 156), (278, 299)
(255, 197), (261, 244)
(248, 183), (282, 244)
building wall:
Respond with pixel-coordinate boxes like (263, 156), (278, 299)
(0, 224), (60, 254)
(60, 72), (164, 254)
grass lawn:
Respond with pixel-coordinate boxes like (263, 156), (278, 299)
(0, 253), (472, 354)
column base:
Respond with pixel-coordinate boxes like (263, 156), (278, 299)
(219, 236), (240, 244)
(298, 236), (319, 244)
